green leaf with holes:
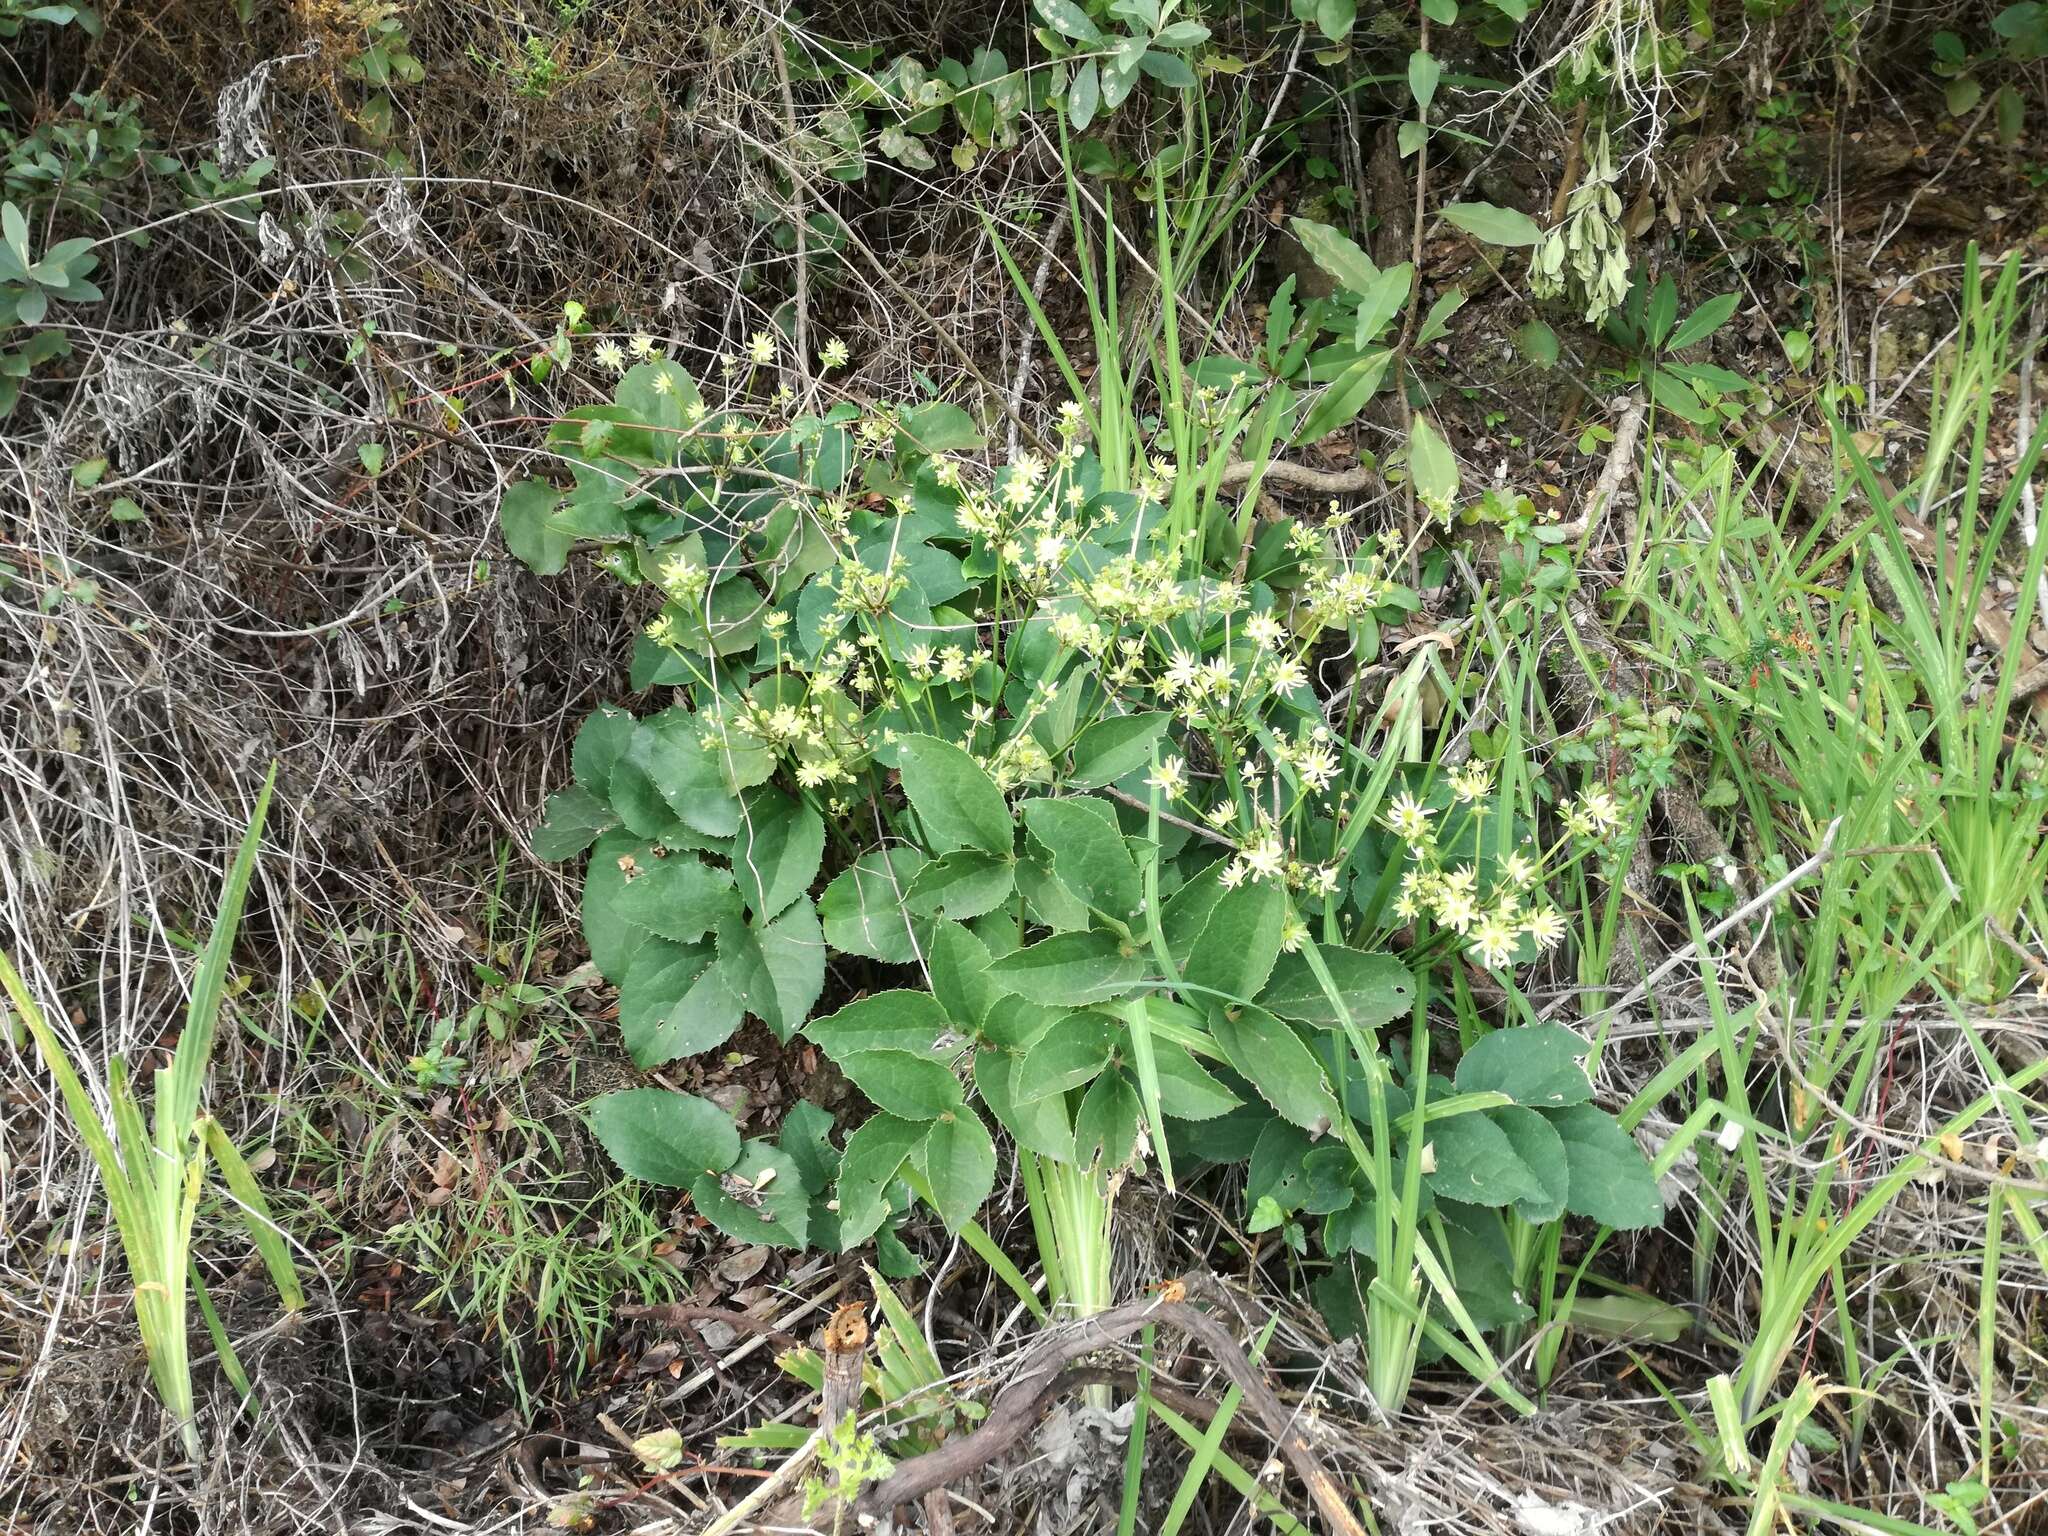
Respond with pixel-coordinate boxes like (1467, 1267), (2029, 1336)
(1256, 946), (1414, 1029)
(987, 930), (1146, 1005)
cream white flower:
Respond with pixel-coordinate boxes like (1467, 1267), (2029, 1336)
(747, 331), (776, 366)
(594, 339), (626, 373)
(1146, 755), (1188, 800)
(1385, 791), (1433, 843)
(819, 336), (849, 369)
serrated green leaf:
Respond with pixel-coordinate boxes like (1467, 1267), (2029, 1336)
(904, 850), (1016, 921)
(719, 901), (825, 1042)
(581, 829), (659, 981)
(1023, 798), (1143, 921)
(734, 787), (824, 921)
(897, 733), (1012, 855)
(987, 930), (1145, 1005)
(1073, 1070), (1142, 1167)
(1257, 945), (1414, 1028)
(691, 1141), (810, 1248)
(928, 919), (1003, 1034)
(573, 707), (638, 801)
(618, 939), (744, 1066)
(632, 710), (744, 838)
(499, 478), (572, 575)
(1014, 1012), (1115, 1102)
(588, 1088), (739, 1187)
(1182, 879), (1287, 1003)
(807, 989), (952, 1059)
(916, 1112), (996, 1229)
(974, 1049), (1073, 1160)
(834, 1113), (927, 1247)
(818, 847), (927, 962)
(532, 786), (617, 861)
(1454, 1023), (1594, 1108)
(1208, 1003), (1338, 1132)
(1067, 712), (1171, 788)
(1150, 1040), (1241, 1120)
(838, 1049), (965, 1120)
(1547, 1103), (1664, 1230)
(615, 854), (742, 944)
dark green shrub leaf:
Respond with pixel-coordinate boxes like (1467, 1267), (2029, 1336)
(1257, 946), (1414, 1028)
(838, 1049), (965, 1120)
(987, 930), (1146, 1005)
(619, 940), (745, 1066)
(897, 733), (1012, 855)
(1441, 201), (1543, 247)
(1067, 711), (1170, 788)
(928, 920), (1003, 1034)
(1209, 1003), (1338, 1132)
(897, 400), (986, 454)
(588, 1087), (739, 1187)
(719, 901), (825, 1042)
(581, 830), (660, 981)
(917, 1112), (996, 1229)
(834, 1113), (928, 1246)
(734, 788), (824, 921)
(1151, 1041), (1241, 1120)
(1023, 798), (1143, 920)
(615, 854), (742, 944)
(819, 848), (928, 962)
(532, 786), (616, 861)
(1487, 1105), (1568, 1222)
(1547, 1104), (1663, 1230)
(1426, 1108), (1550, 1209)
(1668, 292), (1741, 350)
(807, 989), (952, 1059)
(1073, 1070), (1142, 1167)
(974, 1049), (1073, 1160)
(1453, 1023), (1593, 1108)
(1182, 880), (1287, 1002)
(691, 1141), (809, 1248)
(573, 707), (638, 801)
(1014, 1012), (1115, 1102)
(905, 850), (1016, 921)
(498, 478), (572, 574)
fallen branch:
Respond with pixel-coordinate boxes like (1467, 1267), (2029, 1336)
(1554, 395), (1646, 542)
(851, 1278), (1368, 1536)
(1217, 457), (1380, 495)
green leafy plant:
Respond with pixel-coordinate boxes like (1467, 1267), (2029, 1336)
(0, 768), (301, 1456)
(0, 198), (102, 412)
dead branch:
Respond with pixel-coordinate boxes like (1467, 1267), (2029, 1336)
(850, 1278), (1369, 1536)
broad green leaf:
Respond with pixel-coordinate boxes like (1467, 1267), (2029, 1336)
(1073, 1070), (1142, 1167)
(898, 400), (986, 454)
(1068, 58), (1100, 129)
(1289, 217), (1379, 294)
(974, 1049), (1073, 1160)
(581, 830), (660, 981)
(897, 733), (1012, 856)
(928, 920), (1004, 1034)
(904, 850), (1016, 921)
(987, 930), (1145, 1005)
(1407, 49), (1441, 113)
(916, 1112), (996, 1229)
(1408, 415), (1459, 514)
(633, 710), (744, 837)
(1668, 292), (1741, 350)
(1137, 49), (1197, 87)
(1646, 274), (1678, 346)
(532, 786), (616, 861)
(1182, 880), (1286, 1002)
(588, 1088), (739, 1187)
(1257, 946), (1414, 1029)
(619, 940), (744, 1065)
(807, 989), (952, 1059)
(1150, 1041), (1241, 1120)
(1034, 0), (1102, 44)
(834, 1113), (928, 1246)
(573, 707), (638, 801)
(1350, 263), (1412, 346)
(1547, 1104), (1664, 1230)
(1208, 1003), (1338, 1132)
(1023, 798), (1143, 921)
(615, 854), (742, 944)
(1513, 319), (1560, 367)
(719, 901), (825, 1042)
(838, 1049), (965, 1120)
(1453, 1023), (1594, 1108)
(819, 847), (927, 962)
(1441, 201), (1543, 247)
(1296, 350), (1391, 443)
(1067, 712), (1171, 789)
(1160, 856), (1228, 968)
(499, 479), (572, 574)
(1415, 285), (1466, 346)
(1014, 1012), (1115, 1102)
(691, 1141), (809, 1248)
(1425, 1109), (1549, 1209)
(734, 788), (824, 921)
(1488, 1105), (1568, 1223)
